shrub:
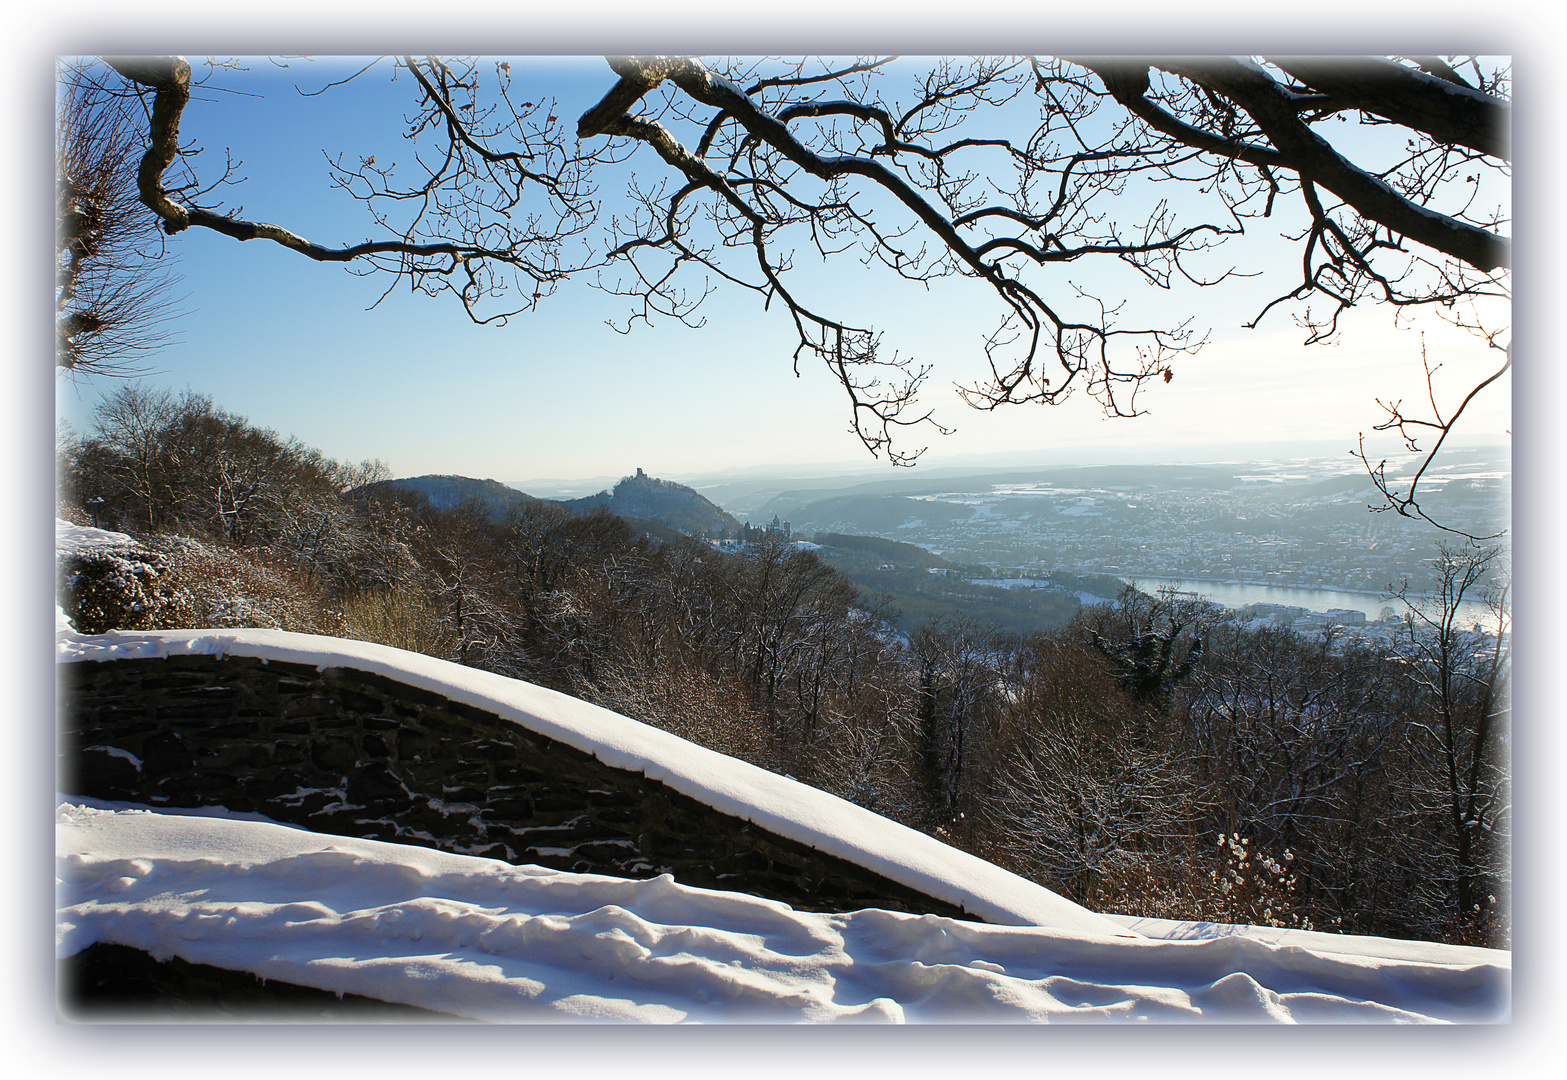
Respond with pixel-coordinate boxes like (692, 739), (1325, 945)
(152, 537), (343, 635)
(59, 530), (345, 637)
(59, 546), (193, 634)
(338, 587), (454, 659)
(1092, 835), (1314, 931)
(1200, 833), (1314, 930)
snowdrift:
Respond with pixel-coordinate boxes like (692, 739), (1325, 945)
(56, 797), (1509, 1023)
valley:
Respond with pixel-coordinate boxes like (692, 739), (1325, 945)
(690, 449), (1510, 601)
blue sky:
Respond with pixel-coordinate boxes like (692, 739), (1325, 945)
(53, 54), (1512, 485)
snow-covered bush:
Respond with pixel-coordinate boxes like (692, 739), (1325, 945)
(59, 545), (193, 634)
(1076, 835), (1312, 932)
(57, 522), (343, 637)
(1203, 833), (1314, 930)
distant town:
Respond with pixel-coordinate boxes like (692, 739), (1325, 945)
(711, 450), (1508, 603)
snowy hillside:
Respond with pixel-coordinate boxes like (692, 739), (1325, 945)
(54, 520), (1510, 1023)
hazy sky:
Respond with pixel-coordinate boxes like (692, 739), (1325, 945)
(53, 54), (1512, 486)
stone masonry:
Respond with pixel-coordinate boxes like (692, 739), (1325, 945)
(58, 654), (972, 920)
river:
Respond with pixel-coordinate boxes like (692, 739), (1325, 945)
(1130, 576), (1501, 633)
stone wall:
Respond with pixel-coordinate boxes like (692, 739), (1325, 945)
(58, 654), (971, 920)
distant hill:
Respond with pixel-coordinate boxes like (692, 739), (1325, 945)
(765, 493), (977, 536)
(808, 531), (1085, 634)
(371, 471), (736, 543)
(378, 475), (542, 520)
(562, 469), (741, 539)
(810, 532), (955, 571)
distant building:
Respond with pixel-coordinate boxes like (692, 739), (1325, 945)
(1291, 609), (1369, 632)
(1248, 603), (1310, 623)
(738, 517), (793, 544)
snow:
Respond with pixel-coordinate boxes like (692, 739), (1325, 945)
(52, 519), (1512, 1025)
(57, 796), (1509, 1024)
(55, 517), (135, 555)
(56, 620), (1124, 936)
(55, 518), (139, 634)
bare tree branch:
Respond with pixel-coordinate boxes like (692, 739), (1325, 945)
(78, 54), (1510, 475)
(1354, 334), (1511, 540)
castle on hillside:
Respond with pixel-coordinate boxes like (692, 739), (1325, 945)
(732, 515), (790, 544)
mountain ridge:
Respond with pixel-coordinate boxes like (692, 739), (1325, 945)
(378, 475), (542, 519)
(383, 469), (742, 541)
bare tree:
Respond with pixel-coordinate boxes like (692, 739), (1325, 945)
(909, 615), (1006, 816)
(991, 636), (1200, 906)
(1182, 623), (1409, 930)
(90, 55), (1508, 469)
(56, 60), (182, 376)
(1386, 543), (1509, 935)
(80, 381), (182, 531)
(99, 56), (603, 322)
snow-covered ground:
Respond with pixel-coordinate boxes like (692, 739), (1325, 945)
(55, 518), (136, 554)
(57, 795), (1507, 1024)
(53, 520), (1510, 1026)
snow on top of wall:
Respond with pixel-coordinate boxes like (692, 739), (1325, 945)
(57, 622), (1127, 936)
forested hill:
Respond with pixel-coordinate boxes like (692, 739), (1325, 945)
(562, 469), (741, 539)
(808, 532), (1084, 633)
(379, 475), (542, 520)
(58, 381), (1511, 949)
(378, 470), (740, 542)
(810, 532), (955, 570)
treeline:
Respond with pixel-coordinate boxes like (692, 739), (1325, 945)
(58, 384), (1509, 947)
(807, 536), (1083, 634)
(812, 533), (952, 568)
